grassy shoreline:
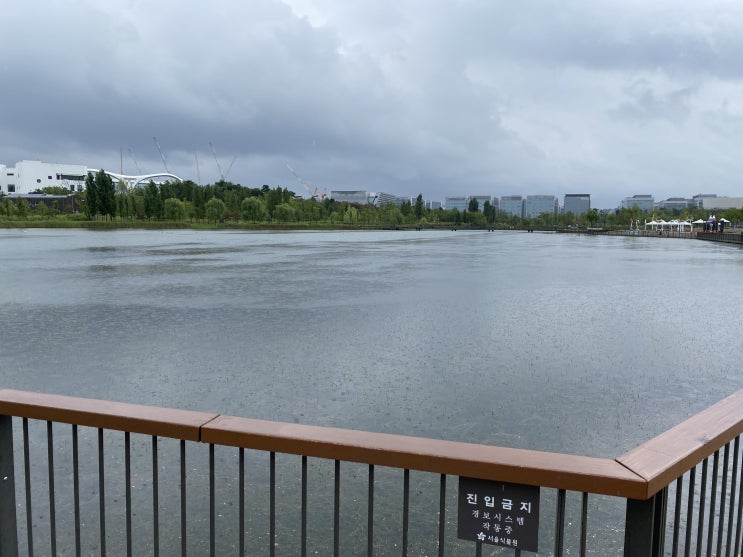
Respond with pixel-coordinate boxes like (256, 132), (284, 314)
(0, 219), (376, 231)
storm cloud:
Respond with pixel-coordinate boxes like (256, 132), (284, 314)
(1, 0), (741, 208)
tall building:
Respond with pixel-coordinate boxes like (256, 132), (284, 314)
(691, 194), (718, 208)
(656, 197), (693, 211)
(499, 196), (524, 218)
(620, 195), (654, 211)
(469, 195), (492, 211)
(524, 195), (558, 218)
(563, 194), (590, 215)
(699, 197), (743, 210)
(445, 196), (468, 211)
(330, 190), (374, 204)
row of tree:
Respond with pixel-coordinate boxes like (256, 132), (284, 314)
(3, 174), (743, 228)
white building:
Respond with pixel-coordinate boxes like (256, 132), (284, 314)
(1, 160), (88, 195)
(699, 197), (743, 210)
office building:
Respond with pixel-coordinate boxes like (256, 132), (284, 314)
(499, 196), (524, 218)
(445, 196), (468, 211)
(620, 195), (655, 211)
(563, 194), (590, 215)
(524, 195), (558, 218)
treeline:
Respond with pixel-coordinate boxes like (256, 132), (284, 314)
(2, 174), (743, 228)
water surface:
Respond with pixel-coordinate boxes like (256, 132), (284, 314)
(2, 228), (741, 458)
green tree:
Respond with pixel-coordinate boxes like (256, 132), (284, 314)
(4, 199), (17, 218)
(96, 170), (116, 220)
(468, 198), (479, 212)
(84, 172), (98, 219)
(143, 181), (163, 220)
(205, 197), (226, 223)
(192, 187), (205, 220)
(39, 186), (73, 196)
(273, 203), (296, 222)
(586, 208), (600, 227)
(164, 198), (187, 221)
(16, 199), (29, 219)
(34, 201), (50, 218)
(241, 196), (266, 222)
(483, 200), (495, 224)
(265, 187), (284, 217)
(414, 194), (424, 220)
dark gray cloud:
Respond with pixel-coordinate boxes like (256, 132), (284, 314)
(1, 0), (741, 208)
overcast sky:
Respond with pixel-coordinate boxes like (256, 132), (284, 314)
(1, 0), (741, 208)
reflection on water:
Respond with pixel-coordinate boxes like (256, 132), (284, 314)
(1, 228), (742, 554)
(2, 229), (743, 452)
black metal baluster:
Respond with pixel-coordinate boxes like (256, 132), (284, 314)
(210, 443), (215, 557)
(152, 436), (159, 557)
(696, 458), (708, 557)
(334, 459), (340, 557)
(580, 492), (588, 557)
(99, 428), (106, 557)
(47, 421), (56, 557)
(180, 439), (186, 557)
(707, 450), (720, 556)
(684, 466), (696, 557)
(239, 448), (245, 557)
(672, 476), (683, 556)
(270, 452), (276, 557)
(367, 464), (374, 557)
(717, 443), (730, 557)
(23, 418), (33, 557)
(554, 489), (566, 557)
(125, 432), (132, 557)
(301, 455), (307, 557)
(402, 468), (409, 557)
(734, 438), (743, 556)
(438, 474), (446, 557)
(72, 425), (80, 557)
(725, 437), (740, 557)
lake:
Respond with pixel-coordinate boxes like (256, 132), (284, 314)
(1, 228), (742, 555)
(2, 228), (742, 454)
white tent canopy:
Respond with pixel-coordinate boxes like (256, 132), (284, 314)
(644, 219), (693, 231)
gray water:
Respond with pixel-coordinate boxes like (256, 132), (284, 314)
(2, 228), (741, 455)
(1, 228), (742, 555)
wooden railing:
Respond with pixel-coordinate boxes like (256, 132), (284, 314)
(2, 388), (743, 556)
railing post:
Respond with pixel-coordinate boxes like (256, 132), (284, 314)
(624, 489), (667, 557)
(0, 415), (19, 557)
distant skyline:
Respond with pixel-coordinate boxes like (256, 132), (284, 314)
(1, 0), (741, 209)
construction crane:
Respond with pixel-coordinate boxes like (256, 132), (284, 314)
(285, 163), (327, 200)
(210, 142), (237, 182)
(128, 149), (143, 174)
(194, 150), (202, 186)
(153, 137), (169, 173)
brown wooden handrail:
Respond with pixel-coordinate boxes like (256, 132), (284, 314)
(616, 388), (743, 498)
(201, 415), (645, 498)
(3, 387), (743, 501)
(0, 388), (218, 441)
